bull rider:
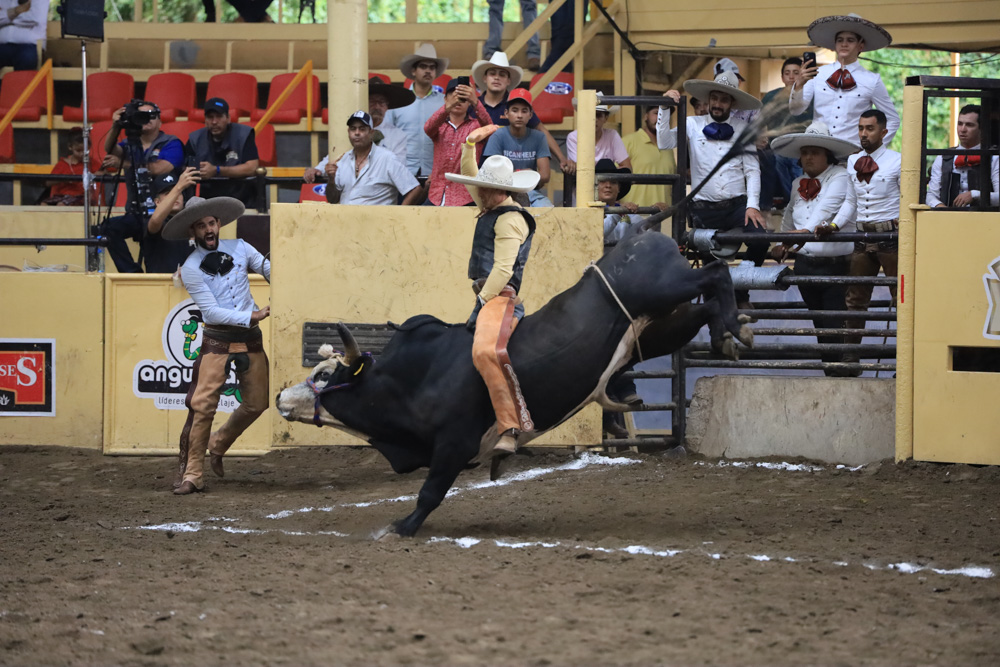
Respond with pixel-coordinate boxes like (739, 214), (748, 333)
(446, 124), (540, 480)
(161, 195), (271, 495)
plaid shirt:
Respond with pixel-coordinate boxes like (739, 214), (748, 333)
(424, 100), (492, 206)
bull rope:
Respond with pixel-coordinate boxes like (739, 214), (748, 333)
(585, 262), (644, 362)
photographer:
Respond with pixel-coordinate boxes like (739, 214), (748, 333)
(100, 100), (184, 273)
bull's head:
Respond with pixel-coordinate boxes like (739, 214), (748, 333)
(275, 323), (372, 431)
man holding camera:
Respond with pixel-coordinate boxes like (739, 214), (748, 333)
(186, 97), (260, 207)
(101, 100), (184, 273)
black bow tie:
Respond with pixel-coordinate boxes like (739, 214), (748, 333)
(200, 251), (234, 276)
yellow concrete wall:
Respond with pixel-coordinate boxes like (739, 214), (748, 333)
(269, 202), (605, 448)
(103, 275), (271, 455)
(0, 273), (105, 448)
(912, 211), (1000, 465)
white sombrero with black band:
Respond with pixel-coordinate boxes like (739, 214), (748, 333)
(445, 155), (539, 194)
(807, 13), (892, 52)
(682, 71), (762, 111)
(161, 195), (245, 241)
(770, 121), (861, 160)
(471, 52), (523, 91)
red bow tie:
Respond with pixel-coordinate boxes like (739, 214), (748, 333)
(798, 178), (822, 201)
(827, 68), (857, 91)
(955, 154), (981, 168)
(855, 155), (879, 184)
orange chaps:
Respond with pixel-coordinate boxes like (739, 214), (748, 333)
(471, 287), (534, 435)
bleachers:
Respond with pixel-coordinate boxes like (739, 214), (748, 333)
(144, 72), (197, 123)
(62, 72), (135, 123)
(0, 71), (47, 122)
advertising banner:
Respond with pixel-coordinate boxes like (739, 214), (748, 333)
(0, 339), (55, 417)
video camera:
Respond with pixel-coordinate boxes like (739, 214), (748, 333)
(119, 99), (160, 136)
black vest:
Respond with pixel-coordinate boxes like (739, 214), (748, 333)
(467, 205), (536, 292)
(187, 124), (257, 205)
(124, 131), (182, 210)
(940, 148), (992, 207)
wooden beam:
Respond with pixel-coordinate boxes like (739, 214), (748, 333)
(529, 0), (622, 99)
(503, 0), (567, 60)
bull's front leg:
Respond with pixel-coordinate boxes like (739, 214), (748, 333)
(392, 438), (477, 537)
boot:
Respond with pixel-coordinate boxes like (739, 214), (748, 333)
(489, 429), (519, 481)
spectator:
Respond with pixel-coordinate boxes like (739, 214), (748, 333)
(831, 109), (901, 375)
(324, 111), (420, 206)
(385, 44), (448, 179)
(472, 51), (569, 172)
(690, 97), (709, 117)
(565, 93), (631, 175)
(926, 104), (999, 208)
(186, 97), (260, 207)
(44, 129), (101, 206)
(305, 77), (414, 183)
(791, 13), (900, 145)
(770, 122), (860, 376)
(424, 77), (491, 206)
(483, 89), (552, 207)
(595, 159), (640, 246)
(101, 101), (184, 273)
(145, 169), (198, 274)
(0, 0), (47, 71)
(761, 57), (815, 208)
(714, 58), (758, 124)
(484, 0), (540, 71)
(539, 0), (587, 73)
(656, 72), (766, 310)
(227, 0), (274, 22)
(622, 106), (675, 209)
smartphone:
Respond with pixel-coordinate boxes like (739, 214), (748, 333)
(802, 52), (816, 68)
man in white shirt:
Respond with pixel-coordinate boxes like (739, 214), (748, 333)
(385, 43), (448, 179)
(160, 196), (271, 495)
(770, 122), (859, 375)
(831, 109), (901, 373)
(656, 71), (766, 307)
(790, 14), (900, 145)
(0, 0), (48, 71)
(324, 111), (421, 206)
(926, 104), (999, 209)
(304, 78), (413, 183)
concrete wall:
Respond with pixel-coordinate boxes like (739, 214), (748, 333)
(685, 375), (896, 466)
(268, 202), (605, 448)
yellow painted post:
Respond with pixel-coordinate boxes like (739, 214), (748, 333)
(895, 83), (925, 462)
(576, 89), (596, 207)
(949, 52), (960, 146)
(621, 47), (636, 136)
(328, 0), (368, 162)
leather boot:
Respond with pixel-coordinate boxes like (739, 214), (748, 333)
(489, 430), (519, 481)
(210, 453), (225, 478)
(173, 480), (202, 495)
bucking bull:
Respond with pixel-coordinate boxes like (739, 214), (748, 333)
(276, 228), (753, 537)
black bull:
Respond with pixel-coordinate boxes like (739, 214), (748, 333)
(276, 230), (752, 536)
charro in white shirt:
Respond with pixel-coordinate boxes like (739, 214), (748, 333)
(832, 144), (901, 229)
(926, 145), (1000, 208)
(656, 109), (761, 210)
(181, 239), (271, 328)
(783, 164), (852, 257)
(790, 60), (900, 146)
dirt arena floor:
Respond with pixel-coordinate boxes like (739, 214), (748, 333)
(2, 444), (999, 666)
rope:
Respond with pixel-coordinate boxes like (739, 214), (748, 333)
(585, 262), (644, 362)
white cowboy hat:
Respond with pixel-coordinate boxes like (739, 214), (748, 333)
(807, 14), (892, 52)
(571, 91), (619, 115)
(445, 155), (539, 194)
(399, 43), (450, 80)
(770, 121), (861, 160)
(161, 195), (245, 241)
(683, 71), (762, 111)
(471, 52), (523, 91)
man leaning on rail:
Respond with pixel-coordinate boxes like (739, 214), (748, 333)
(926, 104), (999, 209)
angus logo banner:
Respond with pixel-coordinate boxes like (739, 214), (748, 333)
(0, 339), (56, 417)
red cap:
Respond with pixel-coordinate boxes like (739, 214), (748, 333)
(507, 88), (534, 109)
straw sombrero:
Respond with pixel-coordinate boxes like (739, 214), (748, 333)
(445, 155), (539, 194)
(399, 43), (449, 80)
(807, 14), (892, 52)
(770, 121), (861, 160)
(683, 72), (762, 111)
(161, 195), (245, 241)
(471, 52), (523, 91)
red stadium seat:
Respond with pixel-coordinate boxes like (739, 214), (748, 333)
(161, 120), (204, 146)
(190, 73), (259, 122)
(255, 124), (276, 167)
(0, 125), (14, 163)
(0, 70), (48, 122)
(63, 71), (135, 122)
(144, 72), (197, 123)
(89, 120), (124, 164)
(530, 72), (575, 124)
(299, 182), (327, 202)
(251, 73), (321, 124)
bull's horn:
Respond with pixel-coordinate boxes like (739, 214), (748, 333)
(336, 322), (361, 363)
